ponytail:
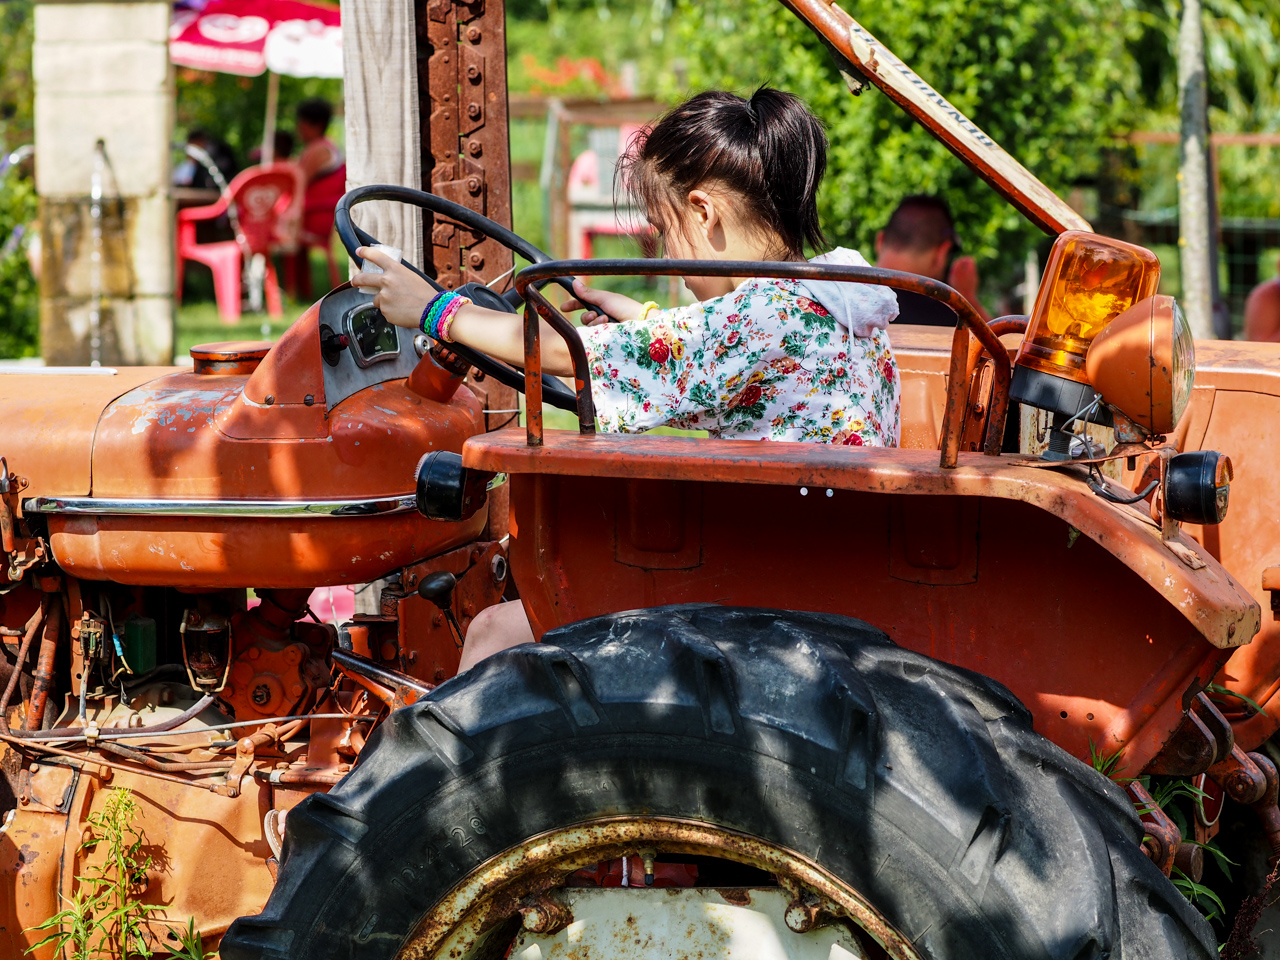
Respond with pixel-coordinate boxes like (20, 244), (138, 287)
(618, 87), (827, 259)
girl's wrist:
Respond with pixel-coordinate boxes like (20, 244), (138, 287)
(419, 290), (472, 342)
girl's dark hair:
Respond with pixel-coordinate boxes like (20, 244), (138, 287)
(618, 87), (827, 259)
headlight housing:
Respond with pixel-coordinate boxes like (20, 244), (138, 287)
(1084, 294), (1197, 436)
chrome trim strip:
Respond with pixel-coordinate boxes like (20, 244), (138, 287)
(24, 494), (418, 518)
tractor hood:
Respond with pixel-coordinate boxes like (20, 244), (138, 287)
(0, 366), (171, 497)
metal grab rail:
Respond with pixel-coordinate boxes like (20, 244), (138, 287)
(513, 258), (1009, 467)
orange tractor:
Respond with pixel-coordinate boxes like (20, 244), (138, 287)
(4, 1), (1280, 958)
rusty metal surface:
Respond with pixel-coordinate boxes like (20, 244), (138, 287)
(397, 818), (922, 960)
(1128, 781), (1180, 876)
(502, 470), (1237, 772)
(1104, 338), (1280, 751)
(469, 429), (1256, 650)
(0, 368), (168, 497)
(0, 687), (283, 959)
(511, 888), (869, 960)
(34, 363), (487, 586)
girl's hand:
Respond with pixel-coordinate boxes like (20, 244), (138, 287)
(560, 279), (645, 326)
(351, 246), (434, 330)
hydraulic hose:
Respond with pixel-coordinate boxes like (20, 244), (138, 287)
(24, 601), (62, 730)
(0, 601), (45, 733)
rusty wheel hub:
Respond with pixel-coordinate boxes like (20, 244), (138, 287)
(395, 818), (921, 960)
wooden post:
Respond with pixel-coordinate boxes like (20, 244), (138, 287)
(342, 0), (424, 266)
(1177, 0), (1216, 339)
(33, 0), (174, 365)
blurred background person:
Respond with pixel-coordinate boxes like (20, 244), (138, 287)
(287, 98), (346, 300)
(874, 195), (992, 326)
(1243, 256), (1280, 342)
(173, 128), (237, 191)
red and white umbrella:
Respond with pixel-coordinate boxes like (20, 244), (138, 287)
(169, 0), (342, 79)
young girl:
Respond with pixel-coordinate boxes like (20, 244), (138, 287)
(354, 87), (900, 668)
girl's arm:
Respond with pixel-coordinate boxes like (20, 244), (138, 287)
(353, 247), (642, 377)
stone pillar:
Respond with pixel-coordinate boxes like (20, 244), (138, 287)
(33, 0), (174, 366)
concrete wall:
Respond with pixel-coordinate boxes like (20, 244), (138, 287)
(34, 0), (174, 366)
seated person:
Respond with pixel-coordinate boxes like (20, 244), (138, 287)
(874, 195), (991, 326)
(353, 88), (902, 670)
(1244, 257), (1280, 342)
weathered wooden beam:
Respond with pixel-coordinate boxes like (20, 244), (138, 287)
(342, 0), (425, 266)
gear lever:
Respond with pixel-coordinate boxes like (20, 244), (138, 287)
(418, 572), (465, 649)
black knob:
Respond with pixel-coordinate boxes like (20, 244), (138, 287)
(418, 571), (457, 610)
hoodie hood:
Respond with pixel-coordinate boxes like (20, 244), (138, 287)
(793, 247), (899, 338)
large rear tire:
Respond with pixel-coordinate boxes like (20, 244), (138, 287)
(222, 605), (1214, 960)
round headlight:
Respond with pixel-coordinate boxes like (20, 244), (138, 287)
(1084, 294), (1192, 436)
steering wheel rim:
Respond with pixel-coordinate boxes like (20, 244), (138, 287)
(335, 185), (580, 412)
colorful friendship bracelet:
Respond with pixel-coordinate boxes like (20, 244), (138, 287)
(419, 290), (472, 342)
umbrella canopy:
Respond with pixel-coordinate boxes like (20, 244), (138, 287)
(170, 0), (341, 79)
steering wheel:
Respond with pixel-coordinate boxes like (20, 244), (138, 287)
(335, 185), (580, 412)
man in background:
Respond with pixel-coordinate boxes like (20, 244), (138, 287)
(874, 195), (991, 325)
(1243, 256), (1280, 342)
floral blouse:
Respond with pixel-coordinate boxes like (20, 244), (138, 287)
(577, 276), (901, 446)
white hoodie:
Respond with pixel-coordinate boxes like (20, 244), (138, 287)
(792, 247), (899, 338)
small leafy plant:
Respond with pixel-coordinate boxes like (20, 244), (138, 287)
(26, 787), (209, 959)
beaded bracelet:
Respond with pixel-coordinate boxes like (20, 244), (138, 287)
(419, 290), (472, 342)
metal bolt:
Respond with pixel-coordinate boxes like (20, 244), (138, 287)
(469, 252), (484, 268)
(784, 894), (824, 933)
(252, 685), (271, 707)
(248, 646), (261, 660)
(519, 894), (572, 934)
(289, 683), (304, 699)
(490, 554), (508, 585)
(304, 394), (314, 406)
(466, 26), (481, 41)
(467, 177), (482, 194)
(466, 65), (481, 81)
(408, 650), (419, 664)
(264, 395), (275, 405)
(467, 103), (482, 120)
(467, 139), (483, 157)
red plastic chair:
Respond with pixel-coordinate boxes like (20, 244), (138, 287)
(284, 162), (346, 302)
(177, 163), (301, 324)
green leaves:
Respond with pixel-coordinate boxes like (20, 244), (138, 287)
(24, 787), (208, 960)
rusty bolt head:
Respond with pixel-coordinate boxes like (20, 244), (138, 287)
(469, 252), (484, 268)
(264, 395), (275, 405)
(467, 139), (483, 157)
(284, 644), (303, 665)
(289, 683), (305, 699)
(466, 64), (481, 80)
(187, 611), (203, 626)
(252, 684), (272, 707)
(467, 103), (482, 120)
(466, 25), (481, 41)
(408, 650), (419, 664)
(304, 394), (315, 406)
(467, 177), (483, 194)
(783, 895), (823, 933)
(248, 646), (261, 660)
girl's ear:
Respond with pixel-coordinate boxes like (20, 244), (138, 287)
(687, 189), (719, 240)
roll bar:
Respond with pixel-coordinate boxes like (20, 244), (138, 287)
(512, 259), (1008, 468)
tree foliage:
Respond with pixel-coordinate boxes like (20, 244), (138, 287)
(669, 0), (1144, 287)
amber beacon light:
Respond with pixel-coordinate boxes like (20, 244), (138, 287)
(1012, 232), (1160, 421)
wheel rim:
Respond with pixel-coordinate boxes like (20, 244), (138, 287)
(395, 816), (924, 960)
